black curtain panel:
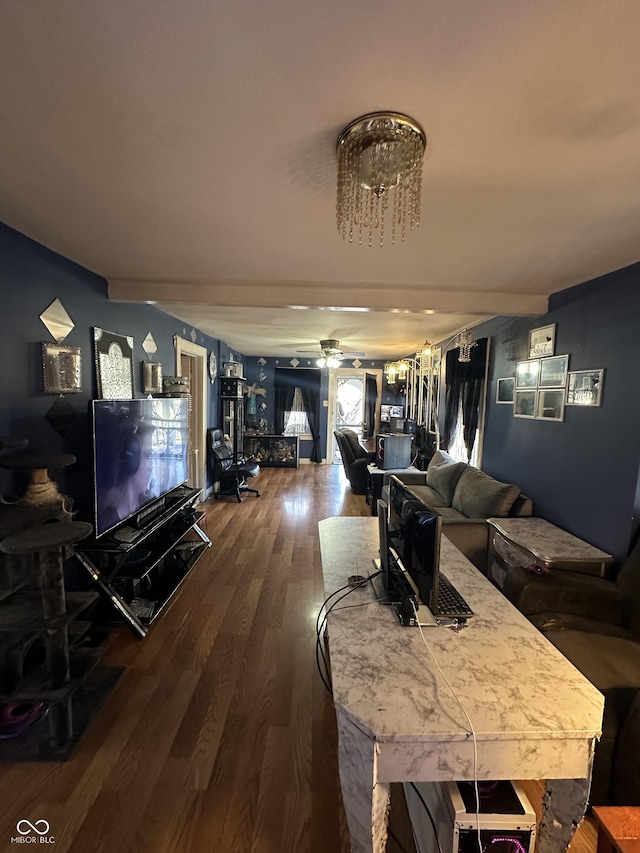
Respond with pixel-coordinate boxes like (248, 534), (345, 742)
(300, 385), (322, 463)
(442, 338), (488, 460)
(273, 376), (296, 435)
(364, 373), (377, 439)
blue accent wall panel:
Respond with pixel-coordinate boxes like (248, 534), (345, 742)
(0, 223), (228, 521)
(478, 263), (640, 565)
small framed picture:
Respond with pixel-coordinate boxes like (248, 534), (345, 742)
(514, 389), (537, 418)
(566, 369), (604, 406)
(42, 342), (82, 394)
(539, 354), (569, 388)
(496, 377), (515, 404)
(529, 323), (556, 358)
(536, 388), (565, 421)
(516, 360), (539, 389)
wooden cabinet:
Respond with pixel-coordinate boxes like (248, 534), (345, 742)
(243, 434), (299, 467)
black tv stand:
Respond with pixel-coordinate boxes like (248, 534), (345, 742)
(75, 486), (211, 638)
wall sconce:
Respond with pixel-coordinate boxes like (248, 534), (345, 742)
(142, 362), (163, 394)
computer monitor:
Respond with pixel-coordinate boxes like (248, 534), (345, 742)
(388, 476), (442, 613)
(380, 404), (404, 423)
(388, 477), (474, 621)
(372, 499), (418, 611)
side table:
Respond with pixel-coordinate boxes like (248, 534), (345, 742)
(487, 517), (613, 590)
(366, 463), (421, 516)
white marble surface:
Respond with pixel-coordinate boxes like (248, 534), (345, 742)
(319, 516), (604, 852)
(488, 516), (612, 566)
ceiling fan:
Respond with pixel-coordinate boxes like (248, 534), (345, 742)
(295, 339), (365, 367)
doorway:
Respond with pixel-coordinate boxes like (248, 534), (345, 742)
(174, 336), (207, 492)
(327, 368), (382, 463)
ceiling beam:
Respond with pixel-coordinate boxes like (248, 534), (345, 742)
(108, 279), (548, 317)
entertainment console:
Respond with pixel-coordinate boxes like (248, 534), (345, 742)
(75, 485), (211, 638)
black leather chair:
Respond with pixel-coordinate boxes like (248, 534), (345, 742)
(334, 429), (375, 495)
(208, 429), (260, 502)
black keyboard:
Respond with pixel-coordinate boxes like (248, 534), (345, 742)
(436, 573), (474, 619)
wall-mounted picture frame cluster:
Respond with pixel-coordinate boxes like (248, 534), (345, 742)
(513, 354), (569, 421)
(497, 322), (605, 421)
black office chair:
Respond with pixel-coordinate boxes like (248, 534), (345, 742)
(208, 428), (260, 503)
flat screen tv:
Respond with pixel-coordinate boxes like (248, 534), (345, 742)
(92, 398), (189, 538)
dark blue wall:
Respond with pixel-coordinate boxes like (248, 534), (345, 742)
(460, 263), (640, 565)
(0, 224), (230, 522)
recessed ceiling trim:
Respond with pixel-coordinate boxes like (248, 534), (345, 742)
(108, 279), (548, 317)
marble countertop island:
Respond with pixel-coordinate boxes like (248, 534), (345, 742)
(319, 516), (604, 853)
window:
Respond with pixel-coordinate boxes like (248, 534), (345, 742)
(284, 387), (311, 436)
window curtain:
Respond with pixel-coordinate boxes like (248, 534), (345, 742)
(274, 368), (322, 463)
(364, 373), (377, 439)
(442, 337), (488, 461)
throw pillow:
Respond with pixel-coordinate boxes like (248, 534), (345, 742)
(452, 467), (521, 518)
(426, 451), (467, 504)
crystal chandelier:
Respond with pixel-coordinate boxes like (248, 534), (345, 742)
(336, 112), (427, 247)
(454, 328), (477, 362)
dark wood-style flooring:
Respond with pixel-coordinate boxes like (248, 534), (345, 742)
(0, 464), (598, 852)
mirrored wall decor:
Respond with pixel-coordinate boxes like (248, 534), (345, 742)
(93, 327), (134, 399)
(39, 298), (75, 343)
(42, 342), (82, 394)
(142, 332), (158, 358)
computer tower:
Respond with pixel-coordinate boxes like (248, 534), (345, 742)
(376, 433), (412, 470)
(403, 780), (536, 853)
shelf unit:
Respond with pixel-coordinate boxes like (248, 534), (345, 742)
(0, 520), (125, 761)
(75, 486), (211, 638)
(243, 434), (299, 467)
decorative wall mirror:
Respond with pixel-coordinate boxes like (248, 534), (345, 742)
(42, 342), (82, 394)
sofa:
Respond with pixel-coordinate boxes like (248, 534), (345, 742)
(334, 429), (376, 495)
(382, 449), (533, 572)
(501, 535), (640, 806)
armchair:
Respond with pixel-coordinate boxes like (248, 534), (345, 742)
(333, 429), (375, 495)
(502, 535), (640, 806)
(208, 428), (260, 503)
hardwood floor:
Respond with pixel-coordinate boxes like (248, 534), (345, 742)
(0, 465), (598, 852)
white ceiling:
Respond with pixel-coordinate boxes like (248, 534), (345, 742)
(2, 1), (639, 360)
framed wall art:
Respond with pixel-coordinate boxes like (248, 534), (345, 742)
(566, 369), (604, 406)
(529, 324), (556, 358)
(539, 354), (569, 388)
(496, 377), (515, 404)
(514, 390), (537, 419)
(536, 388), (565, 421)
(42, 342), (82, 394)
(516, 359), (539, 389)
(93, 327), (135, 399)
